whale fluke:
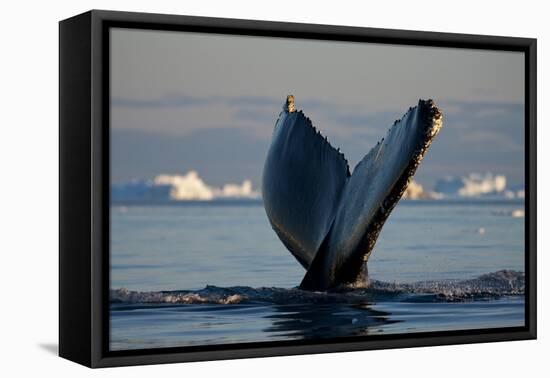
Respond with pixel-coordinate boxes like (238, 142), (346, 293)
(262, 96), (443, 290)
(262, 97), (350, 269)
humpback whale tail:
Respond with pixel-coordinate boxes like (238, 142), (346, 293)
(262, 95), (443, 291)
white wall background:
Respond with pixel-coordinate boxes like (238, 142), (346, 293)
(0, 0), (546, 376)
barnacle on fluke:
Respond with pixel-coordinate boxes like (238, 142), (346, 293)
(262, 95), (443, 291)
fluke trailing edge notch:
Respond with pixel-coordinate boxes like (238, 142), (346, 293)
(262, 96), (443, 291)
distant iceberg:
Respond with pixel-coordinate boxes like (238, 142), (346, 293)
(112, 171), (260, 202)
(154, 171), (216, 200)
(434, 173), (511, 198)
(402, 180), (442, 200)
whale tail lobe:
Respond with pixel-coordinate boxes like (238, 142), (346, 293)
(262, 97), (443, 291)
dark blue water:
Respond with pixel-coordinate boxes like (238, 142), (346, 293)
(109, 200), (525, 350)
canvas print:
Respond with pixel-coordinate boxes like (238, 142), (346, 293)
(109, 28), (525, 351)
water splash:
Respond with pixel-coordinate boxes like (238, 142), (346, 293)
(367, 270), (524, 301)
(110, 270), (524, 305)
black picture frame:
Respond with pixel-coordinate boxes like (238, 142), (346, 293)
(59, 9), (537, 368)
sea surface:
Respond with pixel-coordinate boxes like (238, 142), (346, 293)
(109, 199), (525, 351)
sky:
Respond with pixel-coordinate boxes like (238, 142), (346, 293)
(110, 28), (525, 189)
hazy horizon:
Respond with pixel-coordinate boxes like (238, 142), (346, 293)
(110, 28), (525, 188)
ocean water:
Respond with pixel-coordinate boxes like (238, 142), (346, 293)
(109, 199), (525, 351)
